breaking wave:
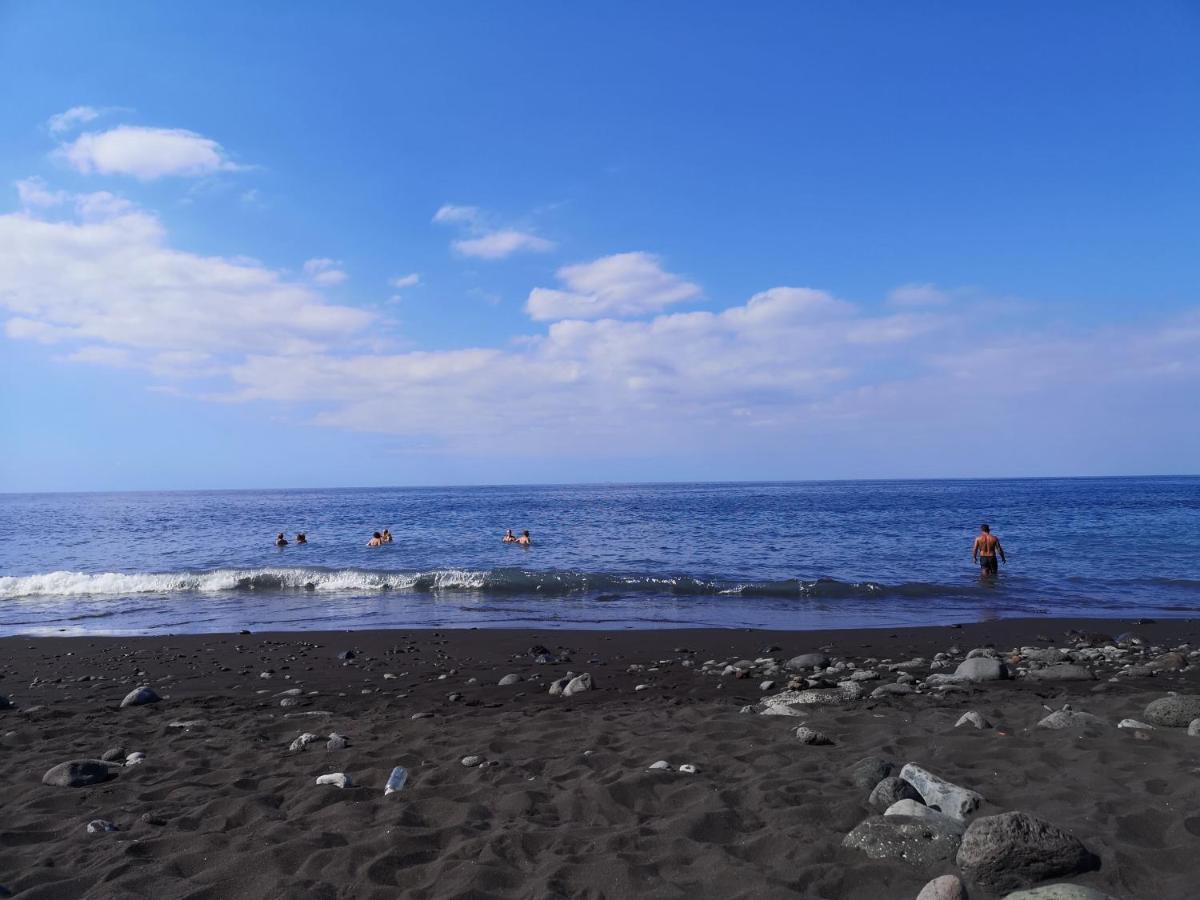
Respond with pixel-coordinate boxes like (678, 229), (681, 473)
(0, 567), (975, 601)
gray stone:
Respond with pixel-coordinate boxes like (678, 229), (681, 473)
(793, 726), (834, 745)
(916, 874), (967, 900)
(42, 759), (115, 787)
(124, 751), (145, 766)
(289, 732), (319, 751)
(1143, 694), (1200, 727)
(1027, 665), (1094, 682)
(884, 800), (966, 834)
(167, 719), (205, 728)
(1188, 718), (1200, 736)
(100, 747), (125, 762)
(315, 772), (352, 788)
(562, 673), (593, 696)
(1116, 718), (1154, 730)
(326, 732), (349, 751)
(956, 711), (991, 729)
(869, 776), (922, 811)
(849, 755), (893, 790)
(1003, 886), (1117, 899)
(785, 652), (830, 671)
(120, 686), (161, 708)
(648, 760), (671, 770)
(498, 674), (523, 686)
(966, 648), (998, 659)
(842, 814), (962, 867)
(758, 683), (862, 715)
(954, 657), (1007, 682)
(86, 819), (118, 833)
(900, 763), (982, 821)
(461, 755), (483, 767)
(1037, 709), (1107, 730)
(1019, 648), (1066, 664)
(956, 811), (1098, 891)
(871, 683), (914, 698)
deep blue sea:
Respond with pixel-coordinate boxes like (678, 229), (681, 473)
(1, 478), (1197, 636)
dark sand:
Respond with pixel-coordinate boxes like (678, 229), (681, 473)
(2, 618), (1199, 899)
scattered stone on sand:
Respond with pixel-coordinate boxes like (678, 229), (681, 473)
(793, 725), (834, 745)
(1116, 718), (1154, 730)
(758, 683), (863, 715)
(648, 760), (671, 770)
(871, 683), (914, 698)
(120, 686), (161, 708)
(279, 697), (301, 707)
(498, 674), (522, 686)
(548, 674), (575, 696)
(1026, 665), (1095, 682)
(869, 776), (922, 811)
(1188, 718), (1200, 736)
(461, 755), (483, 767)
(42, 759), (116, 788)
(678, 764), (698, 774)
(635, 683), (650, 691)
(1019, 647), (1066, 664)
(326, 732), (349, 751)
(760, 680), (776, 691)
(954, 657), (1008, 682)
(562, 673), (593, 696)
(842, 815), (963, 867)
(411, 712), (433, 720)
(956, 711), (991, 729)
(956, 811), (1099, 891)
(884, 799), (966, 833)
(315, 772), (352, 788)
(1143, 694), (1200, 727)
(86, 819), (118, 833)
(336, 650), (355, 661)
(1036, 708), (1107, 730)
(124, 752), (145, 766)
(900, 764), (982, 821)
(785, 652), (831, 671)
(849, 756), (893, 790)
(100, 747), (125, 762)
(1002, 885), (1117, 899)
(915, 873), (967, 900)
(384, 766), (408, 795)
(167, 719), (205, 729)
(289, 732), (319, 751)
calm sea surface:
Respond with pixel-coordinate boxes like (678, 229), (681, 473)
(1, 478), (1197, 635)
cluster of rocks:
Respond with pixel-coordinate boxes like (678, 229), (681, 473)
(842, 757), (1102, 897)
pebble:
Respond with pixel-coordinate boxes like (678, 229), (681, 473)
(953, 657), (1008, 682)
(794, 726), (834, 745)
(289, 732), (319, 751)
(916, 874), (967, 900)
(635, 684), (650, 691)
(120, 686), (161, 708)
(648, 760), (671, 770)
(883, 799), (966, 834)
(42, 759), (116, 788)
(498, 674), (523, 686)
(785, 653), (830, 671)
(167, 719), (206, 729)
(678, 764), (698, 774)
(871, 683), (914, 698)
(759, 680), (776, 691)
(125, 751), (145, 766)
(1116, 718), (1154, 730)
(315, 772), (352, 788)
(868, 776), (921, 811)
(562, 673), (593, 697)
(1037, 708), (1107, 730)
(955, 711), (991, 729)
(279, 697), (301, 707)
(326, 732), (349, 751)
(1188, 718), (1200, 736)
(86, 819), (119, 833)
(411, 712), (433, 719)
(101, 747), (126, 762)
(461, 755), (483, 767)
(1026, 665), (1095, 682)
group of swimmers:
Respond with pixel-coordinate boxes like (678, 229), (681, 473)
(275, 532), (306, 546)
(366, 529), (393, 547)
(276, 527), (535, 548)
(503, 529), (533, 546)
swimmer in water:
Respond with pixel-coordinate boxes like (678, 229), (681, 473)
(381, 529), (393, 543)
(502, 529), (517, 543)
(972, 523), (1006, 576)
(516, 529), (532, 547)
(295, 533), (307, 544)
(275, 533), (288, 547)
(367, 531), (383, 547)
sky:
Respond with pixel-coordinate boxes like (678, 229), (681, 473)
(1, 1), (1198, 492)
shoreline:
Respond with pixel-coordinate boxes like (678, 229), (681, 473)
(2, 617), (1198, 898)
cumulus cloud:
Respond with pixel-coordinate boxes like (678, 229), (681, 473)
(15, 177), (68, 209)
(526, 252), (700, 320)
(388, 273), (420, 289)
(58, 125), (245, 180)
(888, 283), (953, 306)
(433, 203), (555, 260)
(47, 106), (105, 134)
(303, 258), (348, 286)
(0, 186), (370, 368)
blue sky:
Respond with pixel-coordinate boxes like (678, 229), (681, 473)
(1, 1), (1198, 491)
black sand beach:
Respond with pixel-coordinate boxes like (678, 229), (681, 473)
(2, 619), (1199, 899)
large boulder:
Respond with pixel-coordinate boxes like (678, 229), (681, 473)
(956, 811), (1098, 891)
(1143, 695), (1200, 727)
(843, 814), (962, 868)
(42, 760), (116, 788)
(120, 686), (161, 708)
(1003, 886), (1118, 899)
(848, 755), (893, 790)
(785, 652), (830, 671)
(954, 657), (1008, 682)
(868, 776), (922, 811)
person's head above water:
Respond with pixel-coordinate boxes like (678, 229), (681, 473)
(373, 532), (381, 539)
(980, 524), (991, 533)
(522, 530), (530, 537)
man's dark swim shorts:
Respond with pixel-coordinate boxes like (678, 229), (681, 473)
(980, 556), (998, 575)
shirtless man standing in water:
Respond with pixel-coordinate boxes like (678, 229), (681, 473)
(972, 524), (1006, 576)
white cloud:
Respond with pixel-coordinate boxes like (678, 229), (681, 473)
(303, 258), (348, 286)
(432, 205), (480, 225)
(389, 273), (420, 289)
(15, 177), (68, 209)
(58, 125), (245, 180)
(525, 252), (700, 321)
(454, 229), (554, 260)
(0, 188), (371, 368)
(47, 106), (104, 134)
(888, 283), (952, 306)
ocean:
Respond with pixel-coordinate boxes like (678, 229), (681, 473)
(0, 477), (1197, 636)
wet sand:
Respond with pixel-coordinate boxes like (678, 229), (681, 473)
(1, 618), (1198, 899)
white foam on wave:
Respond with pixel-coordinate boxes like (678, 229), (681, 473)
(0, 568), (490, 598)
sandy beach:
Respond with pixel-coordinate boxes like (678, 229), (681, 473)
(1, 618), (1198, 899)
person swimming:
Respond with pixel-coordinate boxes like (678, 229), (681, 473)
(275, 533), (288, 547)
(367, 531), (383, 547)
(516, 529), (532, 547)
(502, 529), (517, 543)
(381, 529), (393, 543)
(295, 533), (307, 544)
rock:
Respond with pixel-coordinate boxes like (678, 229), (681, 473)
(759, 680), (776, 691)
(635, 683), (650, 691)
(124, 752), (145, 766)
(785, 653), (830, 671)
(326, 732), (349, 751)
(167, 719), (205, 728)
(461, 755), (483, 767)
(648, 760), (671, 770)
(900, 764), (982, 821)
(849, 755), (893, 790)
(42, 759), (115, 787)
(842, 814), (963, 867)
(120, 686), (161, 708)
(956, 711), (991, 729)
(678, 764), (698, 774)
(954, 658), (1008, 682)
(548, 674), (575, 696)
(498, 674), (523, 686)
(1002, 885), (1117, 899)
(279, 697), (301, 707)
(872, 683), (914, 698)
(1188, 718), (1200, 736)
(1027, 665), (1094, 682)
(916, 874), (967, 900)
(849, 669), (880, 682)
(1117, 718), (1154, 730)
(289, 732), (319, 751)
(794, 726), (834, 745)
(956, 811), (1099, 891)
(1143, 694), (1200, 727)
(1019, 648), (1066, 664)
(337, 650), (356, 660)
(869, 776), (922, 811)
(758, 683), (862, 715)
(561, 673), (593, 696)
(966, 648), (998, 659)
(884, 799), (967, 832)
(86, 819), (118, 833)
(315, 772), (352, 788)
(100, 747), (126, 762)
(1037, 709), (1107, 730)
(1149, 651), (1187, 671)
